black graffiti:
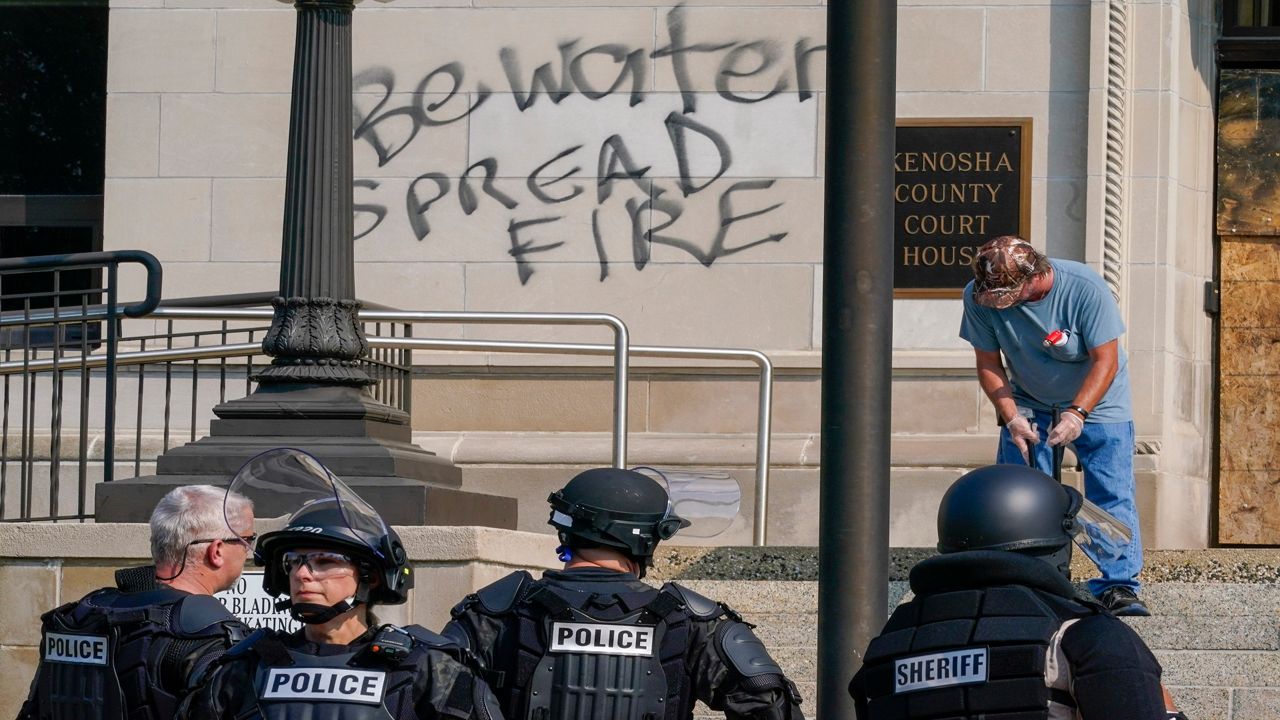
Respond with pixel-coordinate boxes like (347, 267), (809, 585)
(353, 106), (787, 284)
(345, 5), (818, 284)
(354, 179), (386, 240)
(665, 112), (731, 197)
(507, 216), (565, 284)
(406, 173), (450, 241)
(528, 146), (585, 204)
(354, 63), (491, 167)
(459, 158), (519, 216)
(351, 6), (826, 167)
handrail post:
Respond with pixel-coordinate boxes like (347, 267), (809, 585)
(753, 353), (773, 546)
(104, 263), (118, 484)
(611, 319), (629, 469)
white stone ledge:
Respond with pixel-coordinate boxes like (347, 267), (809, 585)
(0, 523), (558, 569)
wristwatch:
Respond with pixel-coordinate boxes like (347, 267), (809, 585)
(1065, 405), (1090, 420)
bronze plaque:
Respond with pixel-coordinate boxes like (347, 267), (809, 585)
(894, 119), (1032, 297)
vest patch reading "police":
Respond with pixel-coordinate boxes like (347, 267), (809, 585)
(549, 622), (656, 656)
(45, 632), (108, 665)
(893, 647), (988, 694)
(262, 668), (387, 704)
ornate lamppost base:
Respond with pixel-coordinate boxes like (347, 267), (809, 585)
(95, 383), (517, 527)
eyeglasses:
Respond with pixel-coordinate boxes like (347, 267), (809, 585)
(190, 533), (258, 551)
(281, 550), (356, 579)
(155, 532), (257, 582)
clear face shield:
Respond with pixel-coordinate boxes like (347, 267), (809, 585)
(1068, 495), (1133, 568)
(224, 447), (389, 564)
(631, 467), (741, 539)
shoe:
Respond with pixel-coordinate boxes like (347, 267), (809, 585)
(1096, 586), (1151, 616)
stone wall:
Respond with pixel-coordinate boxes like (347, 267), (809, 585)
(85, 0), (1221, 547)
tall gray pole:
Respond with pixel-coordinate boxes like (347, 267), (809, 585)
(818, 0), (896, 715)
(259, 0), (372, 386)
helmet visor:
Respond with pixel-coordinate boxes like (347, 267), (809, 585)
(225, 448), (389, 560)
(632, 467), (740, 538)
(1070, 498), (1133, 567)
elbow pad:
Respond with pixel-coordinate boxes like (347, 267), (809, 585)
(716, 622), (788, 690)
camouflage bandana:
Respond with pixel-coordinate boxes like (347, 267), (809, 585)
(971, 236), (1048, 309)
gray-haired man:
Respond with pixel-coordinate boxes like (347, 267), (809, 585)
(19, 485), (254, 720)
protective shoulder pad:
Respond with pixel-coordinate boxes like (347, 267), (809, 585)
(401, 623), (458, 651)
(471, 570), (533, 615)
(662, 582), (726, 621)
(716, 621), (785, 679)
(174, 594), (241, 635)
(224, 628), (268, 659)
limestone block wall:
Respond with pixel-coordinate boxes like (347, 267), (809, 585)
(1087, 0), (1217, 546)
(92, 0), (1218, 546)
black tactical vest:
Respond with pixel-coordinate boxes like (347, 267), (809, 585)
(242, 625), (475, 720)
(252, 645), (398, 720)
(856, 583), (1096, 719)
(478, 576), (710, 720)
(32, 586), (243, 720)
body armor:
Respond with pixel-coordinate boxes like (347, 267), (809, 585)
(854, 555), (1100, 720)
(525, 594), (672, 720)
(454, 572), (739, 720)
(228, 625), (479, 720)
(29, 586), (243, 720)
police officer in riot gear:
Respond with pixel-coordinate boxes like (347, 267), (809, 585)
(19, 484), (255, 720)
(178, 448), (502, 720)
(443, 467), (805, 720)
(848, 464), (1188, 720)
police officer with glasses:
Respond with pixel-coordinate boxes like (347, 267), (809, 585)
(848, 464), (1188, 720)
(178, 448), (503, 720)
(443, 466), (805, 720)
(20, 484), (255, 720)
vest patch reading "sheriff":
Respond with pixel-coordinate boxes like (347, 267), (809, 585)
(893, 647), (988, 694)
(549, 622), (656, 656)
(262, 668), (387, 704)
(45, 632), (108, 666)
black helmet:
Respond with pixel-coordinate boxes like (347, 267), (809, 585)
(227, 448), (412, 623)
(547, 468), (690, 565)
(255, 498), (412, 607)
(936, 464), (1082, 575)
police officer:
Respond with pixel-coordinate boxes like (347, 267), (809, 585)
(178, 448), (503, 720)
(443, 467), (805, 720)
(848, 464), (1187, 720)
(19, 484), (255, 720)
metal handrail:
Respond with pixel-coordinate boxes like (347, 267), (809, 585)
(10, 307), (632, 469)
(367, 337), (774, 547)
(0, 251), (163, 318)
(0, 332), (775, 545)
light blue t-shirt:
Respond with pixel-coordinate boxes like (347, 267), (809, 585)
(959, 259), (1132, 423)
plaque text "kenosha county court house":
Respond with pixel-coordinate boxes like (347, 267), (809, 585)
(894, 120), (1031, 297)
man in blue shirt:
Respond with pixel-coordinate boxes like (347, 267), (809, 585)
(958, 235), (1148, 616)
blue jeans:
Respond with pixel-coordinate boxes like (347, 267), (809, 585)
(997, 412), (1142, 595)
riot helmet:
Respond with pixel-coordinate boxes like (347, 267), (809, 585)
(226, 448), (412, 624)
(936, 464), (1132, 578)
(547, 467), (689, 573)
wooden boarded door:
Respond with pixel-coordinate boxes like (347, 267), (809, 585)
(1218, 238), (1280, 543)
(1216, 69), (1280, 544)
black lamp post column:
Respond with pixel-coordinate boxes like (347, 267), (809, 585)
(94, 0), (517, 530)
(259, 0), (371, 387)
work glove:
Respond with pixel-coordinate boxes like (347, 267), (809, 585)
(1047, 411), (1084, 447)
(1005, 415), (1040, 464)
